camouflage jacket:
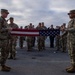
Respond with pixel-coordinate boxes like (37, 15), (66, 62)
(67, 18), (75, 42)
(9, 23), (19, 39)
(0, 16), (10, 40)
(9, 23), (18, 29)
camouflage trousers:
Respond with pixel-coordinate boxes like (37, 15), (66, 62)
(41, 39), (45, 49)
(9, 39), (17, 58)
(27, 39), (32, 50)
(0, 39), (10, 66)
(37, 38), (45, 51)
(55, 36), (60, 51)
(61, 37), (67, 52)
(67, 40), (75, 66)
(37, 39), (42, 50)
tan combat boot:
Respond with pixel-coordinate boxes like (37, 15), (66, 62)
(66, 65), (75, 73)
(1, 65), (11, 72)
(4, 65), (11, 69)
(66, 66), (72, 70)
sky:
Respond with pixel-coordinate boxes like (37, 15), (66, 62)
(0, 0), (75, 28)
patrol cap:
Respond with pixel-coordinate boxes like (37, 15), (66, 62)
(68, 10), (75, 15)
(9, 17), (14, 19)
(1, 9), (9, 14)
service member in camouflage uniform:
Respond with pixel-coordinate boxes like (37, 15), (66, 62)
(32, 25), (36, 47)
(55, 26), (60, 51)
(65, 10), (75, 73)
(0, 9), (12, 71)
(41, 22), (47, 50)
(59, 25), (64, 50)
(19, 26), (25, 49)
(36, 23), (43, 51)
(26, 23), (33, 51)
(61, 23), (67, 53)
(8, 17), (18, 59)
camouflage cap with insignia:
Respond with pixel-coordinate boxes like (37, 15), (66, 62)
(1, 9), (9, 14)
(68, 10), (75, 15)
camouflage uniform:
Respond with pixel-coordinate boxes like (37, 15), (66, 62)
(26, 36), (33, 51)
(26, 25), (33, 51)
(0, 16), (10, 66)
(19, 26), (25, 49)
(60, 24), (67, 52)
(55, 27), (60, 51)
(55, 34), (60, 51)
(0, 9), (12, 72)
(9, 22), (18, 59)
(41, 26), (47, 50)
(32, 36), (35, 47)
(66, 10), (75, 73)
(36, 26), (43, 51)
(61, 31), (67, 52)
(67, 18), (75, 66)
(31, 26), (35, 47)
(59, 31), (63, 51)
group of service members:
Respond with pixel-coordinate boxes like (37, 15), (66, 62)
(0, 8), (75, 73)
(19, 22), (67, 53)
